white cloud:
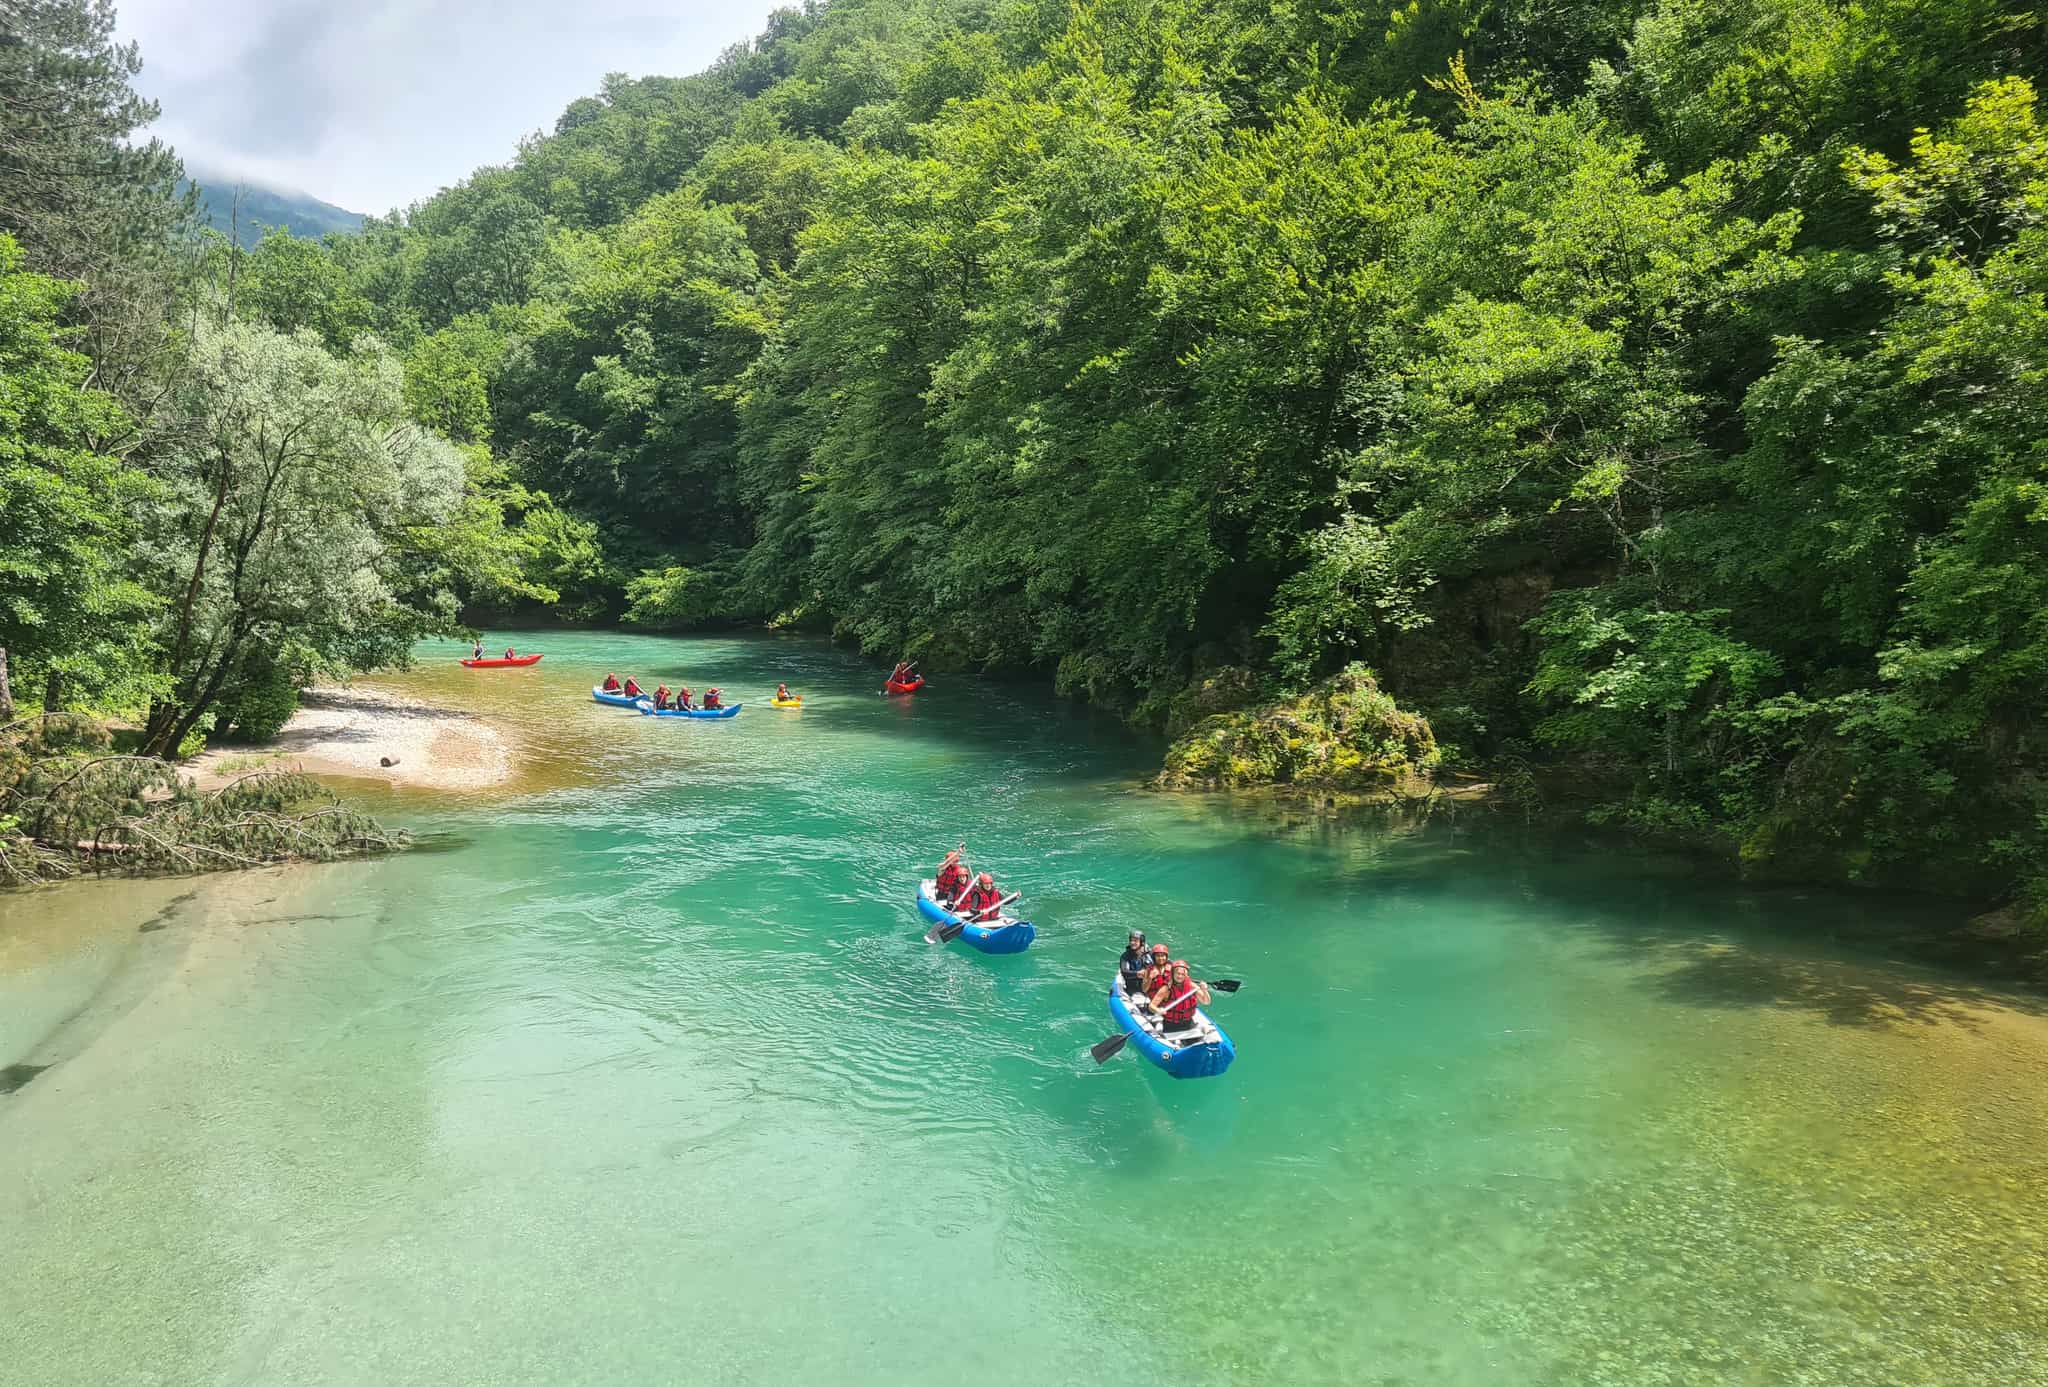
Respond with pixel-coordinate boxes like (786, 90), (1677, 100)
(116, 0), (781, 213)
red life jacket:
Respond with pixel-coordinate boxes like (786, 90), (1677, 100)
(957, 883), (1001, 919)
(1158, 981), (1200, 1024)
(936, 863), (969, 899)
(624, 680), (641, 696)
(603, 677), (620, 691)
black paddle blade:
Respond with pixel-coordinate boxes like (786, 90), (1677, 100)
(936, 922), (966, 943)
(1089, 1031), (1133, 1065)
(1207, 978), (1242, 992)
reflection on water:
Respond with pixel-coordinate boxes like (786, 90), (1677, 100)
(1, 631), (2045, 1386)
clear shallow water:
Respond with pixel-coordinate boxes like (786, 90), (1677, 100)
(3, 631), (2046, 1385)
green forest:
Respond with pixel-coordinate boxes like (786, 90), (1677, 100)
(2, 0), (2044, 912)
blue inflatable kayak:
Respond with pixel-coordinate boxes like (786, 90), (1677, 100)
(916, 879), (1035, 954)
(1107, 972), (1235, 1079)
(641, 702), (741, 719)
(592, 685), (644, 708)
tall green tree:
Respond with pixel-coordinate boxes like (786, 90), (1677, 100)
(0, 233), (157, 715)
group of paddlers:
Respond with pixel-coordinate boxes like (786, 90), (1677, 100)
(601, 673), (725, 710)
(932, 847), (1007, 922)
(934, 850), (1214, 1035)
(1115, 929), (1212, 1034)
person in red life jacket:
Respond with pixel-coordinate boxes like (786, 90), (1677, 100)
(602, 673), (622, 692)
(1149, 960), (1211, 1035)
(675, 685), (694, 710)
(935, 849), (970, 906)
(504, 647), (516, 659)
(653, 684), (672, 710)
(776, 683), (793, 702)
(622, 676), (643, 698)
(702, 687), (723, 710)
(1139, 941), (1171, 994)
(955, 871), (1004, 922)
(889, 661), (915, 686)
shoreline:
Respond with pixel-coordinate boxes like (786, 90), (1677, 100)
(188, 683), (514, 794)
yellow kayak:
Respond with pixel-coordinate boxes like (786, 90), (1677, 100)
(770, 697), (804, 709)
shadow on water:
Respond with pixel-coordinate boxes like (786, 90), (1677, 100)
(1429, 817), (2048, 1027)
(1148, 792), (2048, 1029)
(1639, 939), (2048, 1028)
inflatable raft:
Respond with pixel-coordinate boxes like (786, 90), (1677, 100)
(592, 685), (642, 707)
(463, 654), (543, 667)
(769, 697), (803, 709)
(916, 879), (1034, 954)
(1106, 972), (1235, 1079)
(885, 675), (924, 694)
(641, 702), (741, 719)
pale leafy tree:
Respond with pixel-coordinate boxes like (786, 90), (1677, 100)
(136, 318), (466, 757)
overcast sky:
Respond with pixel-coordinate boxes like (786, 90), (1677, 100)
(116, 0), (781, 215)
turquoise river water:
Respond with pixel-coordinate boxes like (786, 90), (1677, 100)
(3, 631), (2046, 1386)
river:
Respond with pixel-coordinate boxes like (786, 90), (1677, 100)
(3, 630), (2045, 1386)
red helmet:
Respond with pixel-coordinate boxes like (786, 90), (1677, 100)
(1151, 943), (1169, 957)
(977, 872), (993, 885)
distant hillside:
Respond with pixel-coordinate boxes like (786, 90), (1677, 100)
(184, 169), (364, 247)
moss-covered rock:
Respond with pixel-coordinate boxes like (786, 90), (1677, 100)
(1157, 663), (1439, 792)
(1159, 665), (1261, 738)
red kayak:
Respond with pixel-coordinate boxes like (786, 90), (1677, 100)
(885, 675), (924, 694)
(461, 654), (543, 668)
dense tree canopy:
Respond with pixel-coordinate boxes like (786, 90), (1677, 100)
(2, 0), (2044, 912)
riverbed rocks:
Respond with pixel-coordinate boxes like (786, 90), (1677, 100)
(1157, 663), (1439, 792)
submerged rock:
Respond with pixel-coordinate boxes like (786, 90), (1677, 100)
(1157, 663), (1439, 792)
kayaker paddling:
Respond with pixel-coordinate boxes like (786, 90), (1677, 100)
(935, 848), (970, 906)
(1148, 961), (1211, 1035)
(653, 684), (673, 710)
(602, 673), (622, 692)
(473, 639), (484, 660)
(702, 687), (724, 710)
(622, 676), (642, 698)
(955, 871), (1005, 922)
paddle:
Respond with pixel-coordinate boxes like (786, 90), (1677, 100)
(1089, 981), (1242, 1064)
(930, 890), (1020, 944)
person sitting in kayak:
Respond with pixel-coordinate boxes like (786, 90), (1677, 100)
(473, 640), (485, 660)
(702, 688), (723, 710)
(602, 673), (623, 692)
(776, 683), (793, 702)
(504, 647), (516, 659)
(935, 849), (970, 905)
(653, 684), (672, 710)
(1138, 941), (1172, 994)
(955, 871), (1004, 922)
(1118, 931), (1150, 994)
(622, 677), (642, 698)
(890, 661), (915, 685)
(1149, 960), (1210, 1034)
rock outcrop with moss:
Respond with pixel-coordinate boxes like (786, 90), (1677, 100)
(1158, 664), (1439, 792)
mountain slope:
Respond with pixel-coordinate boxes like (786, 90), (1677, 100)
(184, 169), (364, 247)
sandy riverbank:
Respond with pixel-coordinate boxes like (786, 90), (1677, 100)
(189, 684), (513, 792)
